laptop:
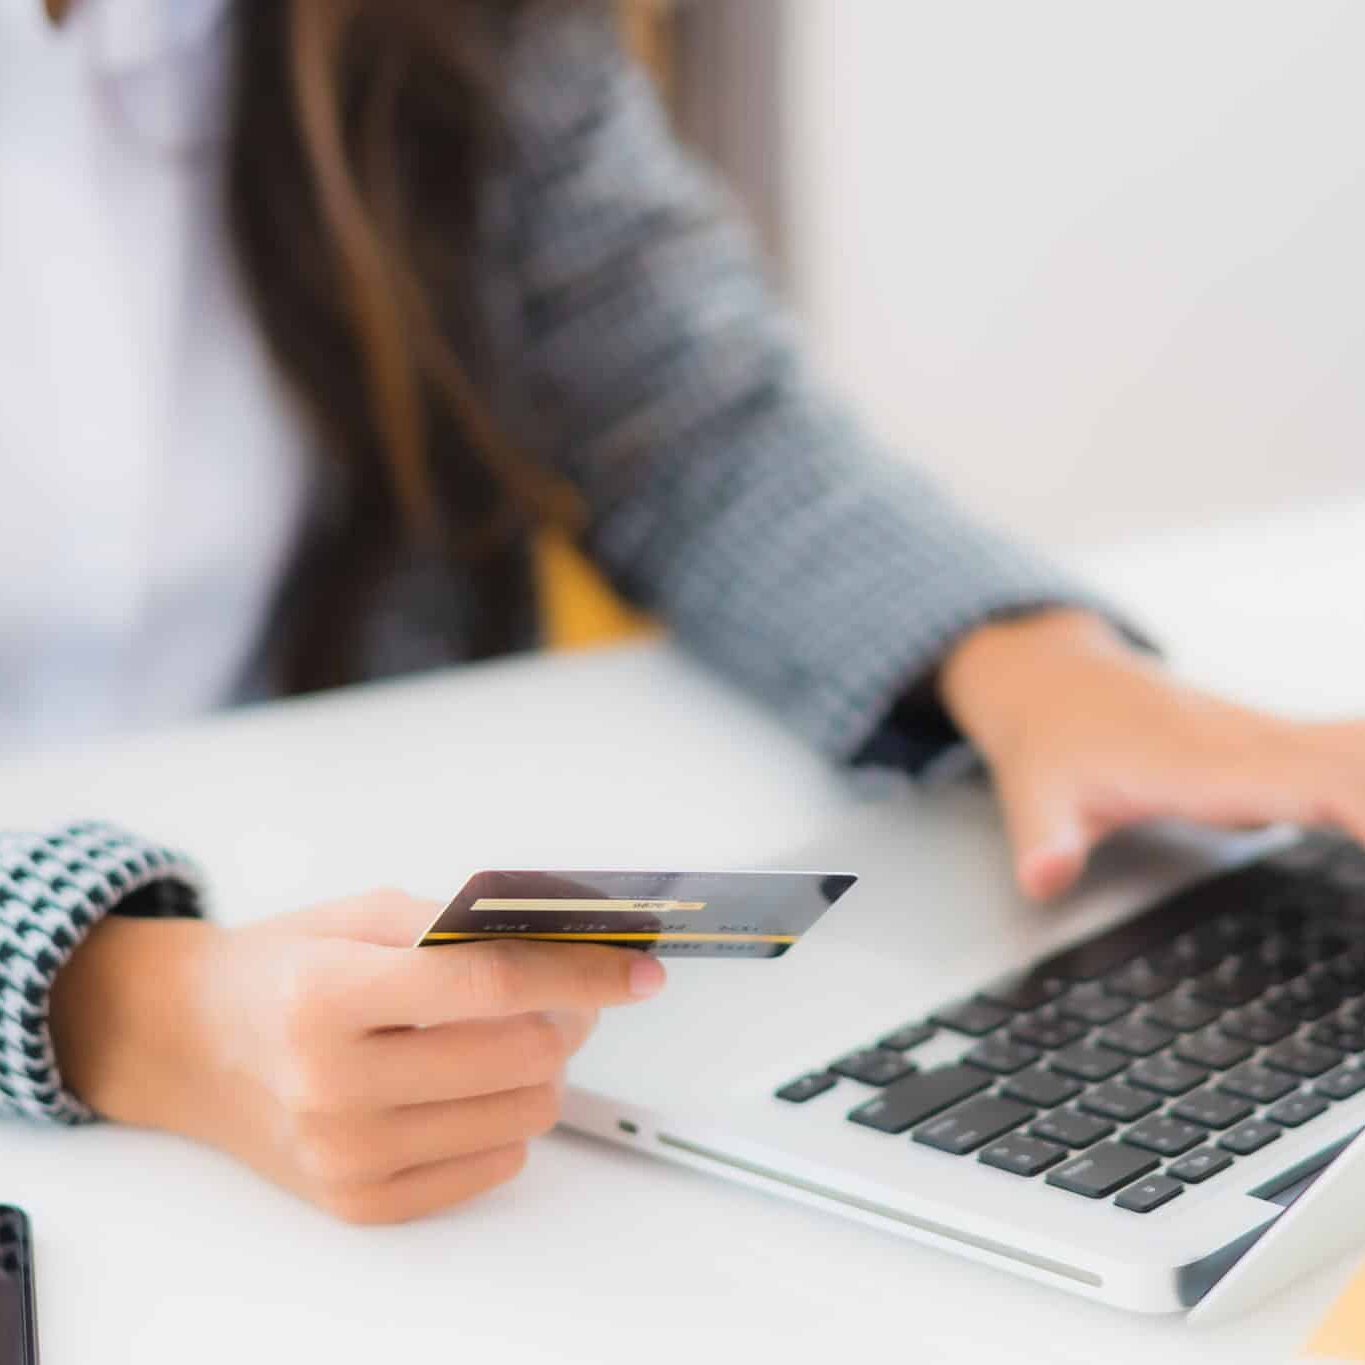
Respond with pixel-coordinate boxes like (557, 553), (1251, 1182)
(561, 780), (1365, 1321)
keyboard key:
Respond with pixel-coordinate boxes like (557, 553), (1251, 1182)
(1304, 931), (1351, 958)
(1049, 1043), (1129, 1082)
(980, 973), (1066, 1012)
(1203, 910), (1263, 950)
(1316, 1065), (1365, 1101)
(1311, 1016), (1365, 1053)
(1221, 1005), (1297, 1046)
(1169, 1146), (1235, 1184)
(1263, 1037), (1344, 1079)
(1191, 958), (1272, 1008)
(848, 1065), (993, 1134)
(931, 998), (1013, 1037)
(1046, 1142), (1159, 1199)
(964, 1036), (1042, 1075)
(1267, 1092), (1330, 1128)
(1171, 1088), (1255, 1130)
(1266, 973), (1344, 1023)
(1150, 930), (1224, 979)
(1127, 1053), (1208, 1096)
(1219, 1120), (1282, 1156)
(979, 1133), (1067, 1177)
(1010, 1006), (1090, 1051)
(1219, 1064), (1298, 1104)
(1037, 889), (1223, 988)
(775, 1072), (837, 1103)
(1146, 991), (1220, 1033)
(1257, 936), (1309, 983)
(1098, 1017), (1177, 1057)
(1078, 1081), (1160, 1122)
(877, 1022), (937, 1052)
(1259, 904), (1323, 937)
(1328, 949), (1365, 993)
(1002, 1068), (1083, 1109)
(1173, 1028), (1253, 1071)
(1107, 959), (1179, 1001)
(1040, 922), (1150, 985)
(831, 1049), (917, 1086)
(1122, 1116), (1207, 1158)
(1058, 983), (1133, 1026)
(1115, 1175), (1185, 1213)
(1292, 971), (1351, 1014)
(914, 1096), (1034, 1155)
(1305, 935), (1351, 965)
(1030, 1108), (1115, 1148)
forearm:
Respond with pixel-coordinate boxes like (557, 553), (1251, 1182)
(48, 914), (219, 1132)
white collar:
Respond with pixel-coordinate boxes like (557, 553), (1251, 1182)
(73, 0), (235, 151)
(89, 0), (232, 76)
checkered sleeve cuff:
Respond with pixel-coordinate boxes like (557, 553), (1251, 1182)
(0, 822), (205, 1126)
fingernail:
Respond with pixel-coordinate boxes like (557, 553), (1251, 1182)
(1021, 835), (1086, 901)
(629, 954), (666, 999)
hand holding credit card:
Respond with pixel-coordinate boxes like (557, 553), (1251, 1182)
(416, 870), (857, 958)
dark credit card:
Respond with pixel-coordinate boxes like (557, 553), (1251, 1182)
(416, 869), (857, 958)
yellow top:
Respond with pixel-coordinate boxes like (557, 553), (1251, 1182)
(537, 531), (657, 651)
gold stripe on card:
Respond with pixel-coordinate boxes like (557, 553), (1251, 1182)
(470, 898), (707, 913)
(424, 931), (796, 944)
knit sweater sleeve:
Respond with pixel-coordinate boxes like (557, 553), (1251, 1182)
(0, 822), (204, 1125)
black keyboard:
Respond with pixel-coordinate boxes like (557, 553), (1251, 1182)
(775, 834), (1365, 1212)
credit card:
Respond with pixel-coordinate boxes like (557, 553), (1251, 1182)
(415, 870), (857, 958)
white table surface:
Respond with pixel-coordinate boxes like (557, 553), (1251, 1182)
(5, 494), (1365, 1364)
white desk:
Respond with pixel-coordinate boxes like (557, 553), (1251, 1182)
(5, 495), (1365, 1364)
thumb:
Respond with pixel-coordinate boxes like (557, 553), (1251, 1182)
(285, 890), (445, 948)
(997, 770), (1093, 902)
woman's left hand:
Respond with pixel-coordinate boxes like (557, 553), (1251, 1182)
(938, 608), (1365, 902)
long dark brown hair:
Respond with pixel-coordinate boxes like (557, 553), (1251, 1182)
(228, 0), (581, 690)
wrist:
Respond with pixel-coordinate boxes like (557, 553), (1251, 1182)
(937, 609), (1134, 754)
(49, 914), (224, 1134)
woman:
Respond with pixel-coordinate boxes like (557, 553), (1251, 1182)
(4, 0), (1365, 1225)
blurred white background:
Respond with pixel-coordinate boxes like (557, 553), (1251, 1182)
(768, 1), (1365, 548)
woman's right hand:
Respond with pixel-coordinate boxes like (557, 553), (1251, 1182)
(49, 891), (666, 1223)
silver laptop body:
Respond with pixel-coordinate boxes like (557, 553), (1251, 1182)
(562, 784), (1365, 1318)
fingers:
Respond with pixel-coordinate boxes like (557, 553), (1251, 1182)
(542, 1008), (599, 1058)
(349, 1010), (598, 1108)
(303, 1084), (563, 1192)
(287, 889), (445, 948)
(344, 939), (665, 1032)
(1326, 791), (1365, 851)
(994, 767), (1094, 902)
(382, 1087), (562, 1171)
(320, 1144), (530, 1226)
(992, 717), (1365, 906)
(219, 892), (660, 1225)
(1303, 723), (1365, 849)
(265, 1001), (592, 1221)
(1018, 839), (1089, 903)
(1311, 777), (1365, 853)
